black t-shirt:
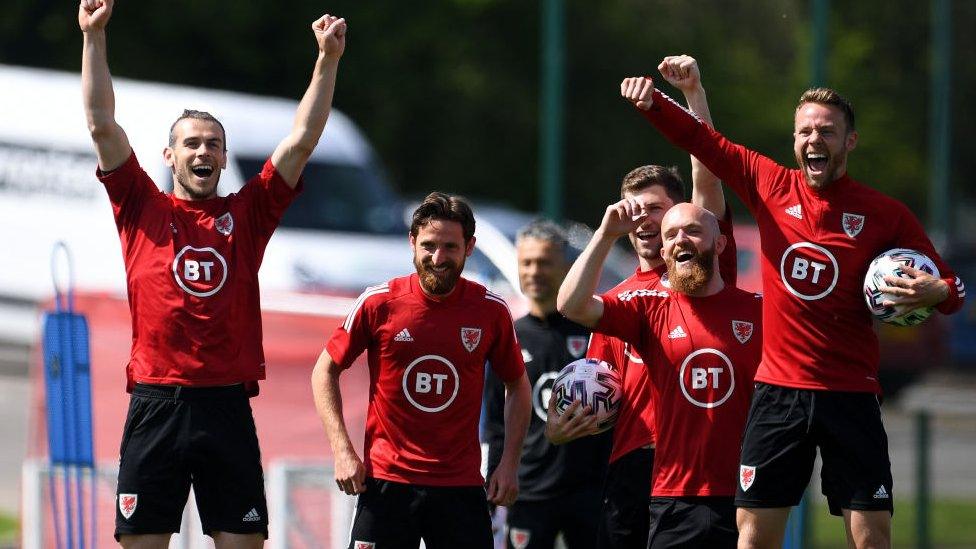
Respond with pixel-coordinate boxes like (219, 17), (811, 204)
(483, 312), (611, 501)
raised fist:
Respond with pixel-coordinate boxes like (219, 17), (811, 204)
(620, 76), (655, 111)
(313, 14), (347, 60)
(78, 0), (113, 33)
(658, 55), (702, 93)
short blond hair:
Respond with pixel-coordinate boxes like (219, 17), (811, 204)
(797, 88), (855, 132)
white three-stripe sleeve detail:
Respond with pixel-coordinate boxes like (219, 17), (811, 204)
(342, 285), (389, 332)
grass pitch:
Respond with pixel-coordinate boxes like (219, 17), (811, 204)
(811, 498), (976, 548)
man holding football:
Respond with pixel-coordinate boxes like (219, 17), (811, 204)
(622, 75), (965, 548)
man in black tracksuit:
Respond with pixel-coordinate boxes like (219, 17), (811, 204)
(484, 220), (611, 549)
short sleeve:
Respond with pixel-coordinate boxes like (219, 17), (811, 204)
(325, 287), (377, 368)
(486, 303), (525, 383)
(586, 332), (614, 362)
(97, 151), (159, 230)
(594, 291), (651, 348)
(237, 157), (304, 242)
(586, 332), (628, 373)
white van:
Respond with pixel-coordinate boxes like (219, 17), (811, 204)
(0, 64), (404, 340)
(0, 64), (633, 343)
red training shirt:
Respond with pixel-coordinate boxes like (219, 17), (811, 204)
(326, 274), (525, 487)
(587, 208), (738, 465)
(99, 152), (301, 394)
(637, 90), (965, 394)
(597, 285), (762, 497)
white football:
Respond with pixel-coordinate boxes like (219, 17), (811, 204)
(550, 358), (622, 432)
(863, 248), (940, 327)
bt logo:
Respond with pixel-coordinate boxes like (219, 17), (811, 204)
(779, 242), (839, 301)
(679, 348), (736, 408)
(402, 355), (460, 413)
(172, 246), (227, 297)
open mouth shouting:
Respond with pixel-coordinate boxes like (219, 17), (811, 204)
(190, 164), (215, 179)
(674, 247), (697, 266)
(804, 151), (829, 176)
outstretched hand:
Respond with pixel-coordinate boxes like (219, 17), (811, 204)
(621, 76), (655, 110)
(658, 55), (702, 94)
(313, 14), (347, 60)
(78, 0), (113, 33)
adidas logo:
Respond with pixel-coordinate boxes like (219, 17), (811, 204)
(394, 328), (414, 342)
(785, 204), (803, 219)
(668, 325), (687, 339)
(242, 508), (261, 522)
(873, 485), (889, 499)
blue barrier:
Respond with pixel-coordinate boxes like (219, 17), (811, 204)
(42, 243), (96, 549)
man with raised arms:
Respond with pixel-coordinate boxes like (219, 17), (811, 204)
(80, 0), (346, 545)
(621, 74), (965, 549)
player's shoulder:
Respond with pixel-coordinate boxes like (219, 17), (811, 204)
(604, 270), (664, 297)
(354, 278), (398, 307)
(339, 280), (395, 332)
(456, 278), (511, 316)
(481, 284), (513, 314)
(844, 177), (911, 212)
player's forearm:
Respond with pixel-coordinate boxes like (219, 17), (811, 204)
(557, 231), (613, 327)
(272, 54), (340, 185)
(498, 375), (531, 468)
(81, 30), (117, 137)
(312, 355), (357, 457)
(637, 89), (736, 181)
(682, 86), (725, 217)
(293, 53), (340, 151)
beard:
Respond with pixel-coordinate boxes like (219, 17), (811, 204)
(665, 245), (716, 294)
(415, 255), (465, 295)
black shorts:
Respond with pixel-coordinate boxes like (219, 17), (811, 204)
(115, 384), (267, 540)
(735, 383), (894, 516)
(647, 496), (736, 549)
(505, 483), (602, 549)
(597, 446), (655, 549)
(348, 477), (493, 549)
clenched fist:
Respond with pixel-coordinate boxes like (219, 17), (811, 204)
(658, 55), (702, 94)
(313, 14), (347, 60)
(78, 0), (113, 33)
(621, 76), (655, 111)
